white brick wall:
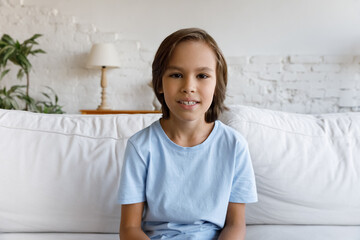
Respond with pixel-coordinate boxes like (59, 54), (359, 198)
(1, 0), (359, 114)
(290, 56), (322, 64)
(226, 54), (360, 113)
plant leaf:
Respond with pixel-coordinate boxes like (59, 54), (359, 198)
(0, 40), (8, 47)
(16, 54), (32, 72)
(42, 92), (50, 99)
(23, 45), (32, 56)
(0, 69), (10, 81)
(0, 45), (15, 57)
(2, 47), (15, 64)
(15, 41), (21, 49)
(31, 33), (43, 40)
(1, 34), (15, 45)
(24, 40), (37, 45)
(23, 34), (42, 45)
(9, 84), (25, 93)
(17, 69), (24, 80)
(30, 49), (46, 55)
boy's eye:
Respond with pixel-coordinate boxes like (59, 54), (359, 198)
(169, 73), (183, 78)
(197, 74), (209, 79)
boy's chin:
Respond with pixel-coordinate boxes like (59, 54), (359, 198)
(168, 112), (207, 123)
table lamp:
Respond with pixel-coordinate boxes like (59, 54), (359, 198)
(86, 43), (121, 110)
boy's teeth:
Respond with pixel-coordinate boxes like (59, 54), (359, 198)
(181, 101), (196, 105)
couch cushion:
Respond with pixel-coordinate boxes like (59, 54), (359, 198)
(246, 225), (360, 240)
(219, 105), (360, 225)
(0, 110), (161, 233)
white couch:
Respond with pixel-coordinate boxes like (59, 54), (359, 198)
(0, 105), (359, 240)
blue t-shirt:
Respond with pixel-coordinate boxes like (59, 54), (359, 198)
(118, 120), (257, 239)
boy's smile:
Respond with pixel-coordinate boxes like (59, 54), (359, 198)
(160, 40), (217, 124)
(177, 99), (199, 109)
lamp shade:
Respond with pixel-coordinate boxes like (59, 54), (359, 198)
(86, 43), (121, 69)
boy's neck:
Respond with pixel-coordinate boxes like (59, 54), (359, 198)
(160, 117), (215, 147)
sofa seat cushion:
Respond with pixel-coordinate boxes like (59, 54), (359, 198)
(246, 225), (360, 240)
(1, 225), (359, 240)
(0, 233), (119, 240)
(220, 105), (360, 225)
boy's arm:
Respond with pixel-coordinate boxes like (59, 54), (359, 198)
(218, 202), (246, 240)
(119, 202), (150, 240)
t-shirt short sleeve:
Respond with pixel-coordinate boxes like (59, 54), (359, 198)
(117, 140), (147, 204)
(229, 140), (258, 203)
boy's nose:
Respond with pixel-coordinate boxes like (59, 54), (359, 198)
(181, 77), (196, 93)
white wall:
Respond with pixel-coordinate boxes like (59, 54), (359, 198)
(1, 0), (360, 114)
(24, 0), (360, 55)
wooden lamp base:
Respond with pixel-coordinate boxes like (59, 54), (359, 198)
(97, 66), (111, 110)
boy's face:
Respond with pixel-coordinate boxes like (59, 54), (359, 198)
(160, 40), (217, 124)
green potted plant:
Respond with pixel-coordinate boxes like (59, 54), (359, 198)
(0, 33), (64, 113)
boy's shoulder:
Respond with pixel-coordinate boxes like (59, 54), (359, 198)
(217, 120), (248, 145)
(128, 119), (159, 144)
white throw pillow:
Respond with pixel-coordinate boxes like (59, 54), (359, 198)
(220, 105), (360, 225)
(0, 110), (160, 233)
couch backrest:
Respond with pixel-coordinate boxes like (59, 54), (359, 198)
(0, 109), (160, 233)
(220, 105), (360, 225)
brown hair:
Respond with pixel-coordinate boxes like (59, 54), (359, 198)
(152, 28), (227, 123)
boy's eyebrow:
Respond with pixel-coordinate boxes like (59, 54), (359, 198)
(166, 66), (214, 72)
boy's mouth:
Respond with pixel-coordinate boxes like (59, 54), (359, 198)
(179, 100), (198, 106)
